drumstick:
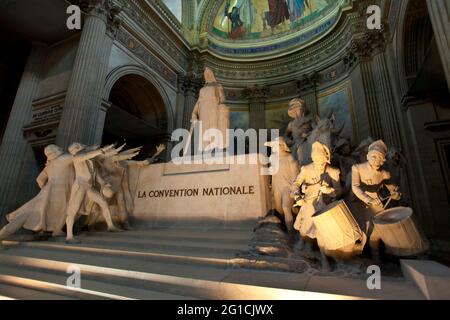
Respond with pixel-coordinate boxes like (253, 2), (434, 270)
(383, 196), (393, 210)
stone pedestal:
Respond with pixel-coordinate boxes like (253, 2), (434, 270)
(128, 154), (271, 228)
(401, 259), (450, 300)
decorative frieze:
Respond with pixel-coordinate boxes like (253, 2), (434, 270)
(242, 85), (269, 102)
(116, 29), (178, 87)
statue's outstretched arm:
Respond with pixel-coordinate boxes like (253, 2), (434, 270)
(75, 144), (116, 162)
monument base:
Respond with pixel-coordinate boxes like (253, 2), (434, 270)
(127, 153), (271, 228)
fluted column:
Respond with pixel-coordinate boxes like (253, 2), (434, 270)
(372, 52), (402, 148)
(349, 31), (402, 147)
(0, 43), (47, 219)
(426, 0), (450, 91)
(359, 61), (383, 138)
(57, 1), (120, 148)
(91, 27), (118, 144)
(243, 85), (269, 130)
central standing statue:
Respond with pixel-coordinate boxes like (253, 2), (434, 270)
(190, 68), (230, 151)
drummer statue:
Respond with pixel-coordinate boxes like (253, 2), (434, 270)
(291, 141), (342, 271)
(351, 140), (401, 261)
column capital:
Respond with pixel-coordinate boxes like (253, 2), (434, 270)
(71, 0), (123, 31)
(178, 74), (204, 95)
(347, 30), (388, 62)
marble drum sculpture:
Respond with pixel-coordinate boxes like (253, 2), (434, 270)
(0, 69), (429, 271)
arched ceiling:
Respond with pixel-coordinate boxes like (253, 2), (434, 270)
(196, 0), (351, 61)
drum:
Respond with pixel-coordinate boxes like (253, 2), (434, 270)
(312, 200), (365, 258)
(374, 207), (429, 256)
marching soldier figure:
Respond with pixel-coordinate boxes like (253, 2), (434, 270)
(351, 140), (401, 261)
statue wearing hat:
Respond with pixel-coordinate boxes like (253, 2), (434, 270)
(285, 98), (315, 166)
(291, 141), (342, 270)
(0, 145), (75, 243)
(351, 139), (401, 261)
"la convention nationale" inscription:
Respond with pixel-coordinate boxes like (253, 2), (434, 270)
(137, 185), (255, 199)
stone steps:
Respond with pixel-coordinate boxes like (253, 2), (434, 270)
(0, 228), (427, 300)
(2, 241), (231, 268)
(0, 251), (365, 300)
(91, 228), (255, 242)
(0, 265), (197, 300)
(73, 234), (249, 255)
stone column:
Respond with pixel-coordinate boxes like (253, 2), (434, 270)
(347, 38), (384, 140)
(176, 76), (186, 129)
(180, 75), (202, 130)
(243, 85), (269, 130)
(93, 100), (112, 144)
(0, 43), (47, 219)
(426, 0), (450, 90)
(57, 0), (120, 149)
(358, 61), (384, 139)
(372, 52), (402, 148)
(91, 21), (120, 144)
(349, 31), (402, 148)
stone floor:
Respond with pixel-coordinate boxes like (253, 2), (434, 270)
(0, 227), (427, 300)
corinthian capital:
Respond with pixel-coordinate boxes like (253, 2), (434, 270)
(347, 29), (387, 62)
(70, 0), (123, 28)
